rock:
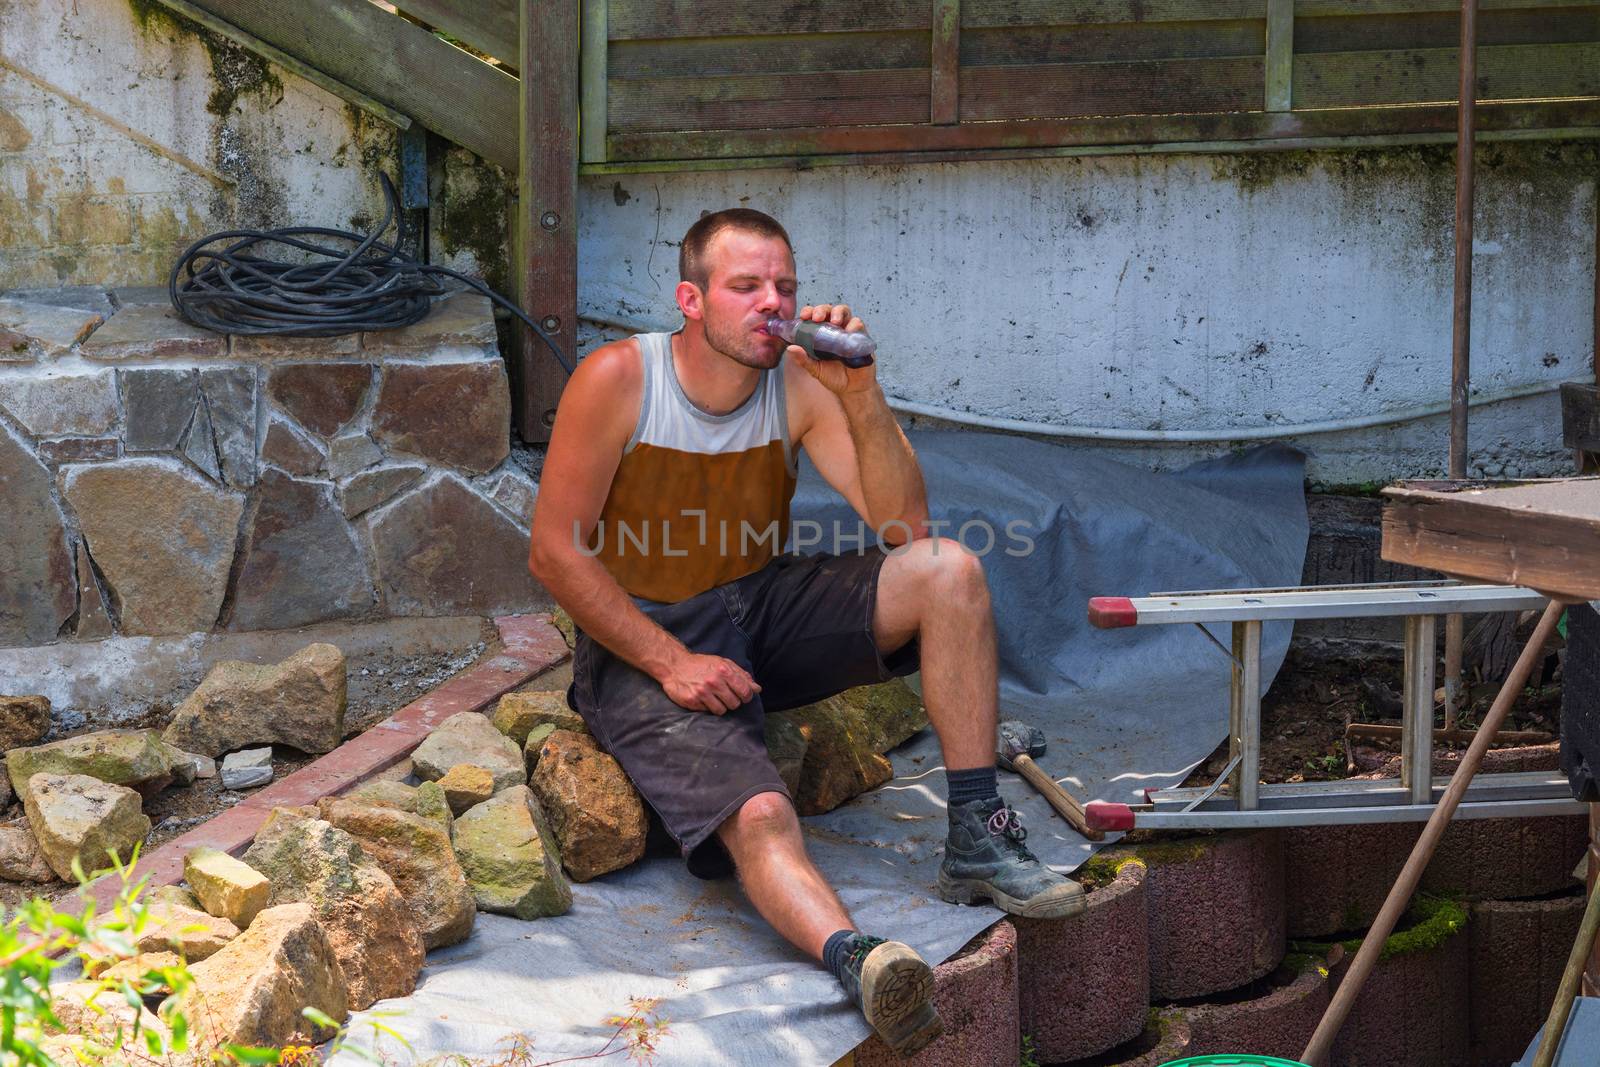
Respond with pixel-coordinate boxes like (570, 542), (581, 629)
(221, 747), (274, 790)
(365, 292), (497, 351)
(316, 795), (476, 949)
(529, 730), (647, 883)
(95, 950), (183, 987)
(764, 715), (811, 798)
(163, 643), (346, 758)
(453, 785), (571, 919)
(345, 778), (453, 835)
(0, 296), (103, 358)
(119, 367), (197, 451)
(186, 845), (272, 927)
(87, 899), (237, 967)
(487, 470), (537, 524)
(411, 711), (524, 792)
(0, 822), (59, 882)
(200, 367), (257, 489)
(73, 541), (112, 640)
(227, 471), (375, 631)
(7, 729), (183, 803)
(179, 901), (348, 1049)
(265, 363), (372, 437)
(63, 459), (244, 636)
(50, 978), (164, 1049)
(180, 397), (221, 480)
(79, 302), (225, 361)
(492, 690), (587, 747)
(36, 437), (118, 465)
(774, 680), (929, 816)
(0, 694), (51, 750)
(23, 773), (150, 881)
(551, 607), (577, 649)
(523, 723), (557, 776)
(0, 423), (75, 646)
(327, 432), (383, 479)
(232, 333), (361, 360)
(0, 370), (118, 436)
(437, 764), (495, 815)
(369, 475), (550, 616)
(183, 751), (217, 780)
(370, 360), (510, 475)
(241, 810), (424, 1010)
(260, 417), (325, 476)
(340, 463), (423, 519)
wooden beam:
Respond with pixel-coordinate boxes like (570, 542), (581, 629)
(1266, 0), (1294, 112)
(580, 0), (608, 163)
(185, 0), (516, 171)
(931, 0), (961, 125)
(390, 0), (516, 65)
(518, 0), (579, 443)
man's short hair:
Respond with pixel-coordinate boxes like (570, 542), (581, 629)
(679, 209), (792, 290)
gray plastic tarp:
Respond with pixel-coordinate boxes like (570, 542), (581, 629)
(330, 435), (1308, 1067)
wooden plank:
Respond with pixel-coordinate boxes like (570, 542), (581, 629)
(580, 0), (607, 162)
(611, 93), (932, 133)
(1295, 42), (1600, 108)
(931, 0), (961, 125)
(605, 95), (1600, 160)
(1564, 383), (1600, 451)
(1381, 479), (1600, 601)
(608, 0), (931, 40)
(962, 20), (1264, 65)
(609, 31), (928, 76)
(961, 0), (1265, 26)
(391, 0), (516, 63)
(187, 0), (516, 170)
(1295, 7), (1600, 53)
(1265, 0), (1293, 111)
(519, 0), (578, 443)
(609, 69), (928, 132)
(1297, 0), (1597, 14)
(959, 56), (1263, 122)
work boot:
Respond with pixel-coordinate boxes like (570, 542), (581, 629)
(938, 798), (1086, 919)
(836, 934), (943, 1057)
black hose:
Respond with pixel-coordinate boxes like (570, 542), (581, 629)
(168, 174), (573, 375)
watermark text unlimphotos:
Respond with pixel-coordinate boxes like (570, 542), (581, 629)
(575, 512), (1037, 558)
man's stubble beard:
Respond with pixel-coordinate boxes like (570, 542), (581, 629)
(702, 308), (782, 370)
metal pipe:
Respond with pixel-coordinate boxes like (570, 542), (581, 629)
(1301, 600), (1563, 1066)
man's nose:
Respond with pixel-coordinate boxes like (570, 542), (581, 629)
(755, 285), (781, 312)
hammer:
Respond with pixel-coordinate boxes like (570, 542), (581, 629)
(996, 720), (1104, 841)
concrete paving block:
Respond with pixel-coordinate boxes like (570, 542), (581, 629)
(1136, 830), (1286, 1000)
(853, 921), (1018, 1067)
(1468, 893), (1586, 1067)
(1285, 822), (1420, 938)
(1178, 950), (1336, 1060)
(1422, 814), (1589, 901)
(1015, 854), (1147, 1062)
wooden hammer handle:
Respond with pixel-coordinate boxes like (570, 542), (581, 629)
(1013, 755), (1104, 841)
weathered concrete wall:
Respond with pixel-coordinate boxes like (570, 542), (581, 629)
(577, 145), (1596, 485)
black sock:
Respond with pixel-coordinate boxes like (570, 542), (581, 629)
(946, 766), (1000, 809)
(823, 929), (858, 983)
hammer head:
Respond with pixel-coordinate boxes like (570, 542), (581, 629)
(996, 720), (1046, 772)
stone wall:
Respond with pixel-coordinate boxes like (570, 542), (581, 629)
(0, 287), (544, 650)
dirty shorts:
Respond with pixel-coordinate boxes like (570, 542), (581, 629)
(567, 549), (919, 879)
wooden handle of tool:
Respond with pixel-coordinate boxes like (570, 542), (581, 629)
(1013, 755), (1105, 841)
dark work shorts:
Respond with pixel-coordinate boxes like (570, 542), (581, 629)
(567, 549), (920, 879)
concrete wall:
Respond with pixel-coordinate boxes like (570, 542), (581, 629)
(578, 146), (1596, 486)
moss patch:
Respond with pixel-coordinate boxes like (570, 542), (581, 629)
(1294, 894), (1467, 963)
(126, 1), (281, 118)
(1124, 830), (1219, 867)
(439, 149), (514, 296)
(1076, 850), (1145, 892)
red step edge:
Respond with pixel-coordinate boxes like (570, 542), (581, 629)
(1087, 596), (1138, 629)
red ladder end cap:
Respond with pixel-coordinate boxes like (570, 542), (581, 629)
(1085, 801), (1136, 832)
(1088, 596), (1138, 628)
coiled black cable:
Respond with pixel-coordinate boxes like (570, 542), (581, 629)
(168, 174), (573, 374)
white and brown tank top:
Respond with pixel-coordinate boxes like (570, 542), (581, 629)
(589, 331), (797, 603)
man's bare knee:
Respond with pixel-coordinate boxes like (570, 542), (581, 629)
(718, 791), (799, 856)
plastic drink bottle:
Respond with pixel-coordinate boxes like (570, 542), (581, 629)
(763, 318), (877, 368)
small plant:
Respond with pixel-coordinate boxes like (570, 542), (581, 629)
(1019, 1032), (1039, 1067)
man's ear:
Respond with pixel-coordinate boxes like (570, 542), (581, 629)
(676, 280), (704, 322)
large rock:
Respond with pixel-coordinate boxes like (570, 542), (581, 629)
(119, 367), (197, 451)
(179, 902), (348, 1049)
(240, 810), (424, 1010)
(0, 694), (51, 751)
(63, 459), (244, 635)
(453, 785), (571, 919)
(491, 690), (587, 747)
(764, 715), (811, 798)
(344, 778), (453, 835)
(22, 773), (150, 881)
(227, 470), (375, 631)
(199, 367), (256, 489)
(7, 728), (184, 803)
(773, 680), (929, 816)
(186, 845), (271, 927)
(79, 302), (224, 361)
(411, 711), (524, 792)
(528, 730), (647, 882)
(368, 475), (549, 616)
(0, 423), (74, 646)
(129, 896), (239, 961)
(0, 370), (117, 436)
(260, 417), (325, 476)
(163, 643), (346, 757)
(0, 296), (102, 358)
(370, 360), (510, 474)
(265, 363), (372, 437)
(316, 794), (476, 949)
(0, 822), (59, 882)
(437, 764), (495, 815)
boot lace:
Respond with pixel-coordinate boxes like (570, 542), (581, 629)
(985, 805), (1039, 863)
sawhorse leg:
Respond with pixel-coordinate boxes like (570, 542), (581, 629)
(1402, 614), (1438, 805)
(1229, 620), (1262, 810)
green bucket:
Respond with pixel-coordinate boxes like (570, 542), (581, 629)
(1159, 1058), (1313, 1067)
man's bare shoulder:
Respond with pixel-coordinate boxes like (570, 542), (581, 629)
(560, 336), (644, 442)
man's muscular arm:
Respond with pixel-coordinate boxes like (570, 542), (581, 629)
(528, 342), (760, 714)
